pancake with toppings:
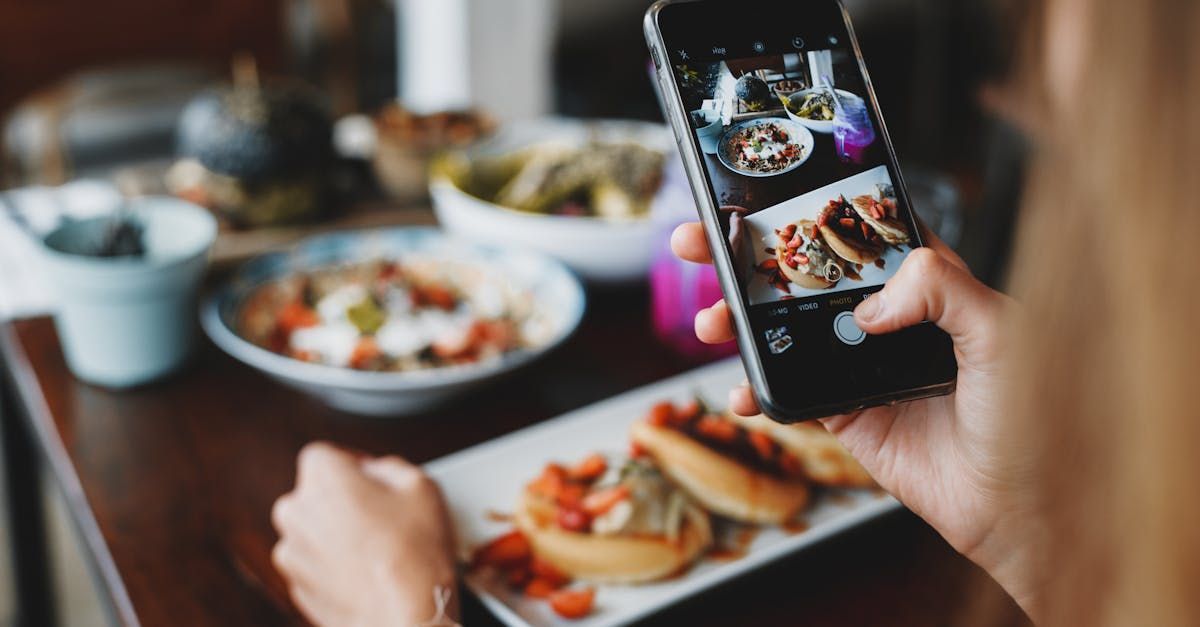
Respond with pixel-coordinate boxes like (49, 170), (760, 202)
(514, 454), (712, 584)
(629, 400), (811, 524)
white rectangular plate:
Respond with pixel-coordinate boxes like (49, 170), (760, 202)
(425, 357), (899, 627)
(742, 165), (906, 306)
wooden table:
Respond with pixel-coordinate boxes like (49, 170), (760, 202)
(0, 285), (1021, 626)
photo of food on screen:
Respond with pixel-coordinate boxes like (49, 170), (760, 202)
(672, 47), (918, 306)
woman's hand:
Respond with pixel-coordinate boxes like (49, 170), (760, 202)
(672, 223), (1041, 615)
(271, 443), (458, 627)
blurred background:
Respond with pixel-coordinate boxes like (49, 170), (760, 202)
(0, 0), (1026, 624)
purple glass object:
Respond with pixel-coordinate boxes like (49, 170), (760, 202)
(649, 158), (739, 361)
(833, 98), (875, 164)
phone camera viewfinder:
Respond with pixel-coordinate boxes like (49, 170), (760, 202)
(752, 41), (766, 54)
(791, 36), (805, 49)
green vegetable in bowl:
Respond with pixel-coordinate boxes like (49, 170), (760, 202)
(347, 298), (386, 335)
(787, 91), (837, 121)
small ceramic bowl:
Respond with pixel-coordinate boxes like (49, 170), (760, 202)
(200, 227), (585, 416)
(40, 197), (217, 388)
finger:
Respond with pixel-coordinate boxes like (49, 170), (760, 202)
(853, 248), (1009, 365)
(694, 300), (736, 344)
(296, 441), (358, 487)
(271, 540), (321, 592)
(270, 493), (297, 535)
(670, 222), (713, 265)
(361, 456), (432, 494)
(728, 382), (760, 416)
(271, 540), (299, 580)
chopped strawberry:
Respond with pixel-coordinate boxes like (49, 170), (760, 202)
(695, 415), (738, 442)
(549, 587), (596, 620)
(839, 217), (856, 228)
(787, 233), (804, 250)
(524, 577), (561, 599)
(784, 254), (799, 269)
(782, 223), (798, 238)
(506, 565), (531, 588)
(647, 401), (675, 426)
(581, 485), (631, 516)
(472, 531), (531, 568)
(555, 482), (587, 509)
(556, 508), (591, 532)
(779, 452), (805, 477)
(527, 464), (567, 499)
(674, 399), (702, 423)
(629, 441), (647, 458)
(530, 557), (572, 586)
(748, 430), (775, 461)
(861, 222), (872, 239)
(567, 453), (607, 482)
(795, 253), (810, 266)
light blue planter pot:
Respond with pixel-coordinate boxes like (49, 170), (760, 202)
(40, 197), (217, 388)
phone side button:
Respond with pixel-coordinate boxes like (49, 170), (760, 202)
(833, 311), (866, 346)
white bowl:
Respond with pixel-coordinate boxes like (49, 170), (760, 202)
(200, 227), (585, 416)
(430, 118), (671, 283)
(784, 88), (859, 134)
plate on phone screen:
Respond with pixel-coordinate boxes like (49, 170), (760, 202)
(425, 357), (899, 627)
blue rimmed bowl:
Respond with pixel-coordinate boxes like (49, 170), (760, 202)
(200, 227), (586, 416)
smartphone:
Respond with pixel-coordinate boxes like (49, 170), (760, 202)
(645, 0), (956, 422)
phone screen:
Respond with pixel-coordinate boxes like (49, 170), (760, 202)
(653, 1), (955, 419)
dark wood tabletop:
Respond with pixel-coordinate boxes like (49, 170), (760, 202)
(0, 284), (1022, 627)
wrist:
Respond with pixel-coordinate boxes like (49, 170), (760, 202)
(964, 513), (1048, 622)
(372, 559), (458, 627)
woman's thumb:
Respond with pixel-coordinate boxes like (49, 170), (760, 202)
(853, 248), (1008, 360)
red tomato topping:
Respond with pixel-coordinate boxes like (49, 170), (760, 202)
(748, 430), (775, 461)
(530, 557), (571, 587)
(779, 452), (805, 477)
(278, 302), (319, 333)
(549, 587), (596, 620)
(527, 464), (567, 499)
(348, 338), (381, 369)
(524, 577), (561, 599)
(581, 485), (631, 516)
(646, 401), (675, 426)
(555, 482), (587, 509)
(567, 453), (608, 482)
(506, 565), (531, 588)
(471, 531), (531, 568)
(696, 415), (738, 443)
(556, 508), (591, 533)
(410, 284), (457, 310)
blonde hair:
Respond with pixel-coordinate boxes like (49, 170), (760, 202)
(1004, 0), (1200, 624)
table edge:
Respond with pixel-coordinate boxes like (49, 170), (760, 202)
(0, 318), (142, 627)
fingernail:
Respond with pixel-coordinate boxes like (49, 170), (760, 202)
(855, 292), (884, 323)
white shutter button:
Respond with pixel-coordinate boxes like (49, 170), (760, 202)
(833, 311), (866, 346)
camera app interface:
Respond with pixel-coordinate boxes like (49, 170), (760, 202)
(671, 38), (920, 359)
